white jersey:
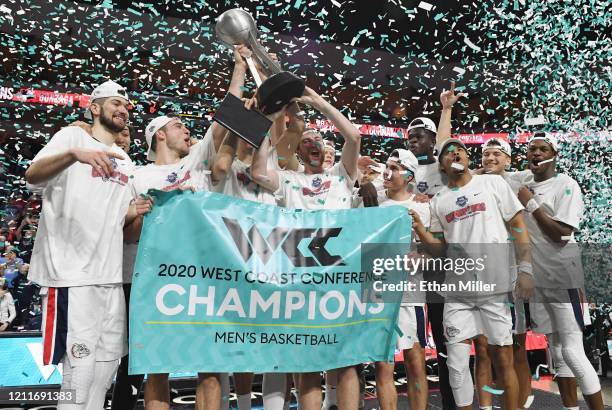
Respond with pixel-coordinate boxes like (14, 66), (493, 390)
(123, 126), (217, 283)
(380, 195), (430, 305)
(215, 146), (278, 205)
(503, 170), (533, 194)
(429, 174), (524, 294)
(27, 127), (134, 287)
(414, 160), (446, 197)
(514, 171), (585, 289)
(274, 162), (355, 210)
(130, 126), (216, 195)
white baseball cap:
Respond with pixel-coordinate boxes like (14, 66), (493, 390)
(407, 117), (437, 134)
(145, 116), (174, 161)
(482, 137), (511, 157)
(528, 131), (558, 152)
(85, 80), (129, 120)
(388, 149), (418, 174)
(437, 138), (468, 160)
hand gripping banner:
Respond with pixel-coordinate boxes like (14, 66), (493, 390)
(129, 190), (409, 374)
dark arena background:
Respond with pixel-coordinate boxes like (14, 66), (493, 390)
(0, 0), (611, 409)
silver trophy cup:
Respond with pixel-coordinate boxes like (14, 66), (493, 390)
(215, 8), (304, 114)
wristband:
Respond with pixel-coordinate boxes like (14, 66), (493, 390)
(525, 198), (540, 213)
(518, 261), (533, 276)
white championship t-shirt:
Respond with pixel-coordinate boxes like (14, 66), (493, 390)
(515, 171), (585, 289)
(123, 126), (217, 283)
(380, 195), (430, 305)
(414, 160), (447, 197)
(429, 174), (524, 294)
(215, 146), (278, 205)
(275, 162), (355, 210)
(27, 127), (134, 287)
(130, 126), (216, 195)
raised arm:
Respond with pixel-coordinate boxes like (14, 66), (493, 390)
(436, 81), (466, 146)
(251, 134), (280, 192)
(296, 87), (360, 179)
(209, 46), (251, 152)
(211, 132), (239, 185)
(274, 103), (305, 171)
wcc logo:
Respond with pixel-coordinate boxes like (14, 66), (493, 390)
(417, 181), (428, 193)
(222, 217), (346, 267)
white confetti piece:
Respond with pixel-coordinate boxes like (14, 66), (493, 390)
(463, 36), (482, 52)
(525, 115), (547, 126)
(418, 1), (434, 11)
(453, 67), (466, 75)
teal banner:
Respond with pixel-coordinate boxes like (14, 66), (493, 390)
(129, 191), (409, 374)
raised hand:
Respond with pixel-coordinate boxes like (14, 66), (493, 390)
(295, 86), (325, 110)
(440, 81), (466, 109)
(234, 44), (252, 69)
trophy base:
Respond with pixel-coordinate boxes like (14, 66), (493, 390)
(257, 72), (305, 115)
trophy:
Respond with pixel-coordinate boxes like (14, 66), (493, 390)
(215, 8), (305, 115)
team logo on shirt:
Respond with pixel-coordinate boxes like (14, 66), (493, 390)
(302, 180), (332, 197)
(71, 343), (91, 359)
(91, 157), (129, 185)
(456, 195), (468, 207)
(162, 170), (192, 191)
(166, 172), (178, 183)
(417, 181), (428, 193)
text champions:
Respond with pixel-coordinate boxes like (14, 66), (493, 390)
(155, 285), (384, 320)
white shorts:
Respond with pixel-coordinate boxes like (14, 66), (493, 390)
(530, 288), (590, 335)
(444, 294), (513, 346)
(41, 285), (127, 366)
(397, 304), (427, 350)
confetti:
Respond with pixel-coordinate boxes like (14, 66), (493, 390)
(482, 385), (504, 395)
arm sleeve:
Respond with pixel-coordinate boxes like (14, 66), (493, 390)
(552, 178), (584, 230)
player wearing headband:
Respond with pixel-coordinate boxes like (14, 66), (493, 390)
(411, 138), (534, 410)
(252, 85), (361, 410)
(374, 149), (429, 410)
(513, 132), (604, 410)
(480, 137), (533, 409)
(25, 80), (151, 410)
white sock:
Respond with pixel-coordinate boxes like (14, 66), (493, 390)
(323, 385), (337, 408)
(237, 393), (251, 410)
(263, 373), (286, 410)
(563, 407), (579, 410)
(479, 407), (493, 410)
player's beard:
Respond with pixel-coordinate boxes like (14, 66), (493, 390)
(99, 107), (126, 133)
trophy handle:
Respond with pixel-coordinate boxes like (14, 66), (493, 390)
(245, 56), (263, 86)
